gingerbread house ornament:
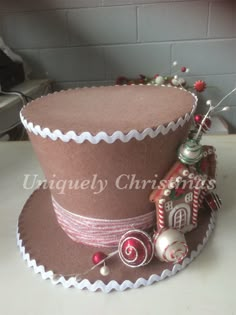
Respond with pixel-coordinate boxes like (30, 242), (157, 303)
(150, 145), (217, 233)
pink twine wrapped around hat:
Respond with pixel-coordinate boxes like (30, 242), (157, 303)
(52, 197), (156, 248)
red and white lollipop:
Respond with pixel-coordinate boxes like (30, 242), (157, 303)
(153, 228), (188, 264)
(118, 230), (154, 268)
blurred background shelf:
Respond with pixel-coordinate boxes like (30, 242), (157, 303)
(0, 79), (51, 141)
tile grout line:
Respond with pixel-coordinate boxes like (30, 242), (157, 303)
(102, 46), (108, 82)
(207, 1), (211, 38)
(136, 6), (139, 43)
(65, 9), (70, 48)
(12, 37), (236, 51)
(0, 0), (208, 13)
(170, 43), (173, 75)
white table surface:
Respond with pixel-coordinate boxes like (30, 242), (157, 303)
(0, 136), (236, 315)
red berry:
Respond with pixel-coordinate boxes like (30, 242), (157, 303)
(205, 118), (211, 128)
(181, 67), (187, 72)
(194, 114), (202, 125)
(128, 80), (134, 85)
(92, 252), (107, 265)
(139, 74), (146, 79)
(154, 74), (159, 78)
(116, 76), (128, 85)
(194, 80), (207, 92)
(202, 118), (212, 132)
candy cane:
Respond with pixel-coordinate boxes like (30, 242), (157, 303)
(192, 187), (200, 225)
(198, 186), (207, 208)
(158, 199), (165, 229)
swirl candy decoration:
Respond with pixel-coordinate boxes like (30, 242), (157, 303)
(118, 230), (154, 268)
(153, 228), (188, 264)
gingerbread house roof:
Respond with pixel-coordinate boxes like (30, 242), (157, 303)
(150, 145), (216, 204)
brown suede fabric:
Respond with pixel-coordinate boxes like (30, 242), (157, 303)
(18, 186), (213, 284)
(22, 85), (195, 135)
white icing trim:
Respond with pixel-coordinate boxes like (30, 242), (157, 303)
(20, 86), (198, 144)
(17, 211), (216, 293)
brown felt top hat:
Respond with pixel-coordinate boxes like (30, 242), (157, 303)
(18, 85), (215, 292)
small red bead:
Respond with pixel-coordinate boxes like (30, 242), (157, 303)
(92, 252), (107, 265)
(194, 114), (202, 124)
(181, 66), (187, 72)
(154, 74), (159, 78)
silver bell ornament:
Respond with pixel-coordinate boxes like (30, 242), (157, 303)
(178, 139), (202, 165)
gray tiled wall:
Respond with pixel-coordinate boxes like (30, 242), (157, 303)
(0, 0), (236, 129)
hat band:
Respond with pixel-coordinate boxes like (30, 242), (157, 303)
(52, 196), (156, 248)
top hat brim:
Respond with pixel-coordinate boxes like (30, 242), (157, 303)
(17, 185), (216, 293)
